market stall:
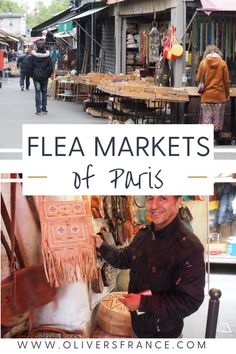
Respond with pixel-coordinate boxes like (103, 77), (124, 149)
(1, 183), (208, 339)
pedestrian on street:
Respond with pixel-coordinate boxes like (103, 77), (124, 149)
(196, 44), (230, 142)
(26, 39), (53, 115)
(95, 196), (205, 338)
(16, 48), (31, 91)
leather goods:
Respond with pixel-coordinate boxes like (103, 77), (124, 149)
(38, 197), (97, 287)
(91, 266), (105, 293)
(1, 275), (28, 327)
(179, 206), (193, 222)
(1, 179), (56, 327)
(91, 196), (104, 218)
(14, 263), (56, 312)
(98, 292), (132, 337)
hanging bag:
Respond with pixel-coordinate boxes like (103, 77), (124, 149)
(38, 196), (98, 287)
(198, 61), (206, 94)
(1, 180), (56, 328)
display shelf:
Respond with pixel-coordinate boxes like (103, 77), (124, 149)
(208, 253), (236, 264)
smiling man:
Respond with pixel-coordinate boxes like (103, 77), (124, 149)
(95, 196), (205, 338)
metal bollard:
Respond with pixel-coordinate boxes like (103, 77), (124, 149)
(205, 288), (222, 338)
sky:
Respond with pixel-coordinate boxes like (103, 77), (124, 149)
(18, 0), (52, 12)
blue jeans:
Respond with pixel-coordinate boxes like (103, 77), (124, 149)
(33, 79), (48, 112)
(20, 69), (30, 89)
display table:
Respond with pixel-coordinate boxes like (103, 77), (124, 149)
(185, 86), (236, 144)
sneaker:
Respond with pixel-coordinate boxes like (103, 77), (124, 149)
(21, 86), (24, 91)
(42, 109), (48, 114)
(35, 111), (41, 115)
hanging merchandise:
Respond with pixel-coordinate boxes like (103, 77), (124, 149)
(154, 55), (171, 87)
(179, 205), (193, 231)
(1, 183), (56, 328)
(163, 26), (183, 60)
(91, 196), (104, 219)
(186, 32), (192, 65)
(148, 20), (160, 63)
(216, 185), (236, 225)
(38, 197), (98, 287)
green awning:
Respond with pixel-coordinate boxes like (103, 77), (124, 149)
(60, 6), (108, 24)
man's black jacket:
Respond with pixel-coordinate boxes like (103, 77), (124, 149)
(99, 216), (205, 338)
(16, 54), (28, 70)
(25, 49), (53, 81)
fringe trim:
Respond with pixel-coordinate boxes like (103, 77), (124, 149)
(42, 243), (98, 287)
(41, 224), (97, 288)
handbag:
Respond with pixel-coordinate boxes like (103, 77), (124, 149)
(1, 180), (56, 327)
(198, 80), (205, 94)
(179, 206), (193, 222)
(197, 61), (206, 94)
(38, 196), (97, 287)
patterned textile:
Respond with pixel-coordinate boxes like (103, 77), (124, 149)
(38, 197), (97, 287)
(200, 103), (225, 131)
(28, 326), (83, 338)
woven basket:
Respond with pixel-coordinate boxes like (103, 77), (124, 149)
(98, 292), (132, 337)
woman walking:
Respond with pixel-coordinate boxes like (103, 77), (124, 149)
(196, 45), (230, 142)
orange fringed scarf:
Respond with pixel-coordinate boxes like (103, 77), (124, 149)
(38, 197), (97, 287)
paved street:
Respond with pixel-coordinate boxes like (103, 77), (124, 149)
(0, 77), (235, 160)
(0, 77), (106, 159)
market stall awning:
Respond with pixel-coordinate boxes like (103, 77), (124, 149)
(54, 31), (74, 38)
(0, 39), (9, 46)
(106, 0), (125, 4)
(200, 0), (236, 12)
(61, 6), (108, 24)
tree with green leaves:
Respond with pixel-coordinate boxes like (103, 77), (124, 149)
(0, 0), (71, 29)
(0, 0), (27, 13)
(27, 1), (70, 29)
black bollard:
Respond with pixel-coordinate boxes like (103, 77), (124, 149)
(205, 288), (222, 338)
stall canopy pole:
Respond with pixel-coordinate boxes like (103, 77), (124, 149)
(181, 9), (199, 41)
(91, 3), (94, 71)
(74, 20), (106, 52)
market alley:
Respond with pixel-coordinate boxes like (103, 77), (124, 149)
(0, 77), (106, 158)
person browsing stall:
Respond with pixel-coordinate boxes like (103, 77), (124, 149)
(95, 196), (205, 338)
(196, 44), (230, 142)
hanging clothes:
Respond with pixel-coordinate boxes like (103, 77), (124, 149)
(216, 185), (236, 224)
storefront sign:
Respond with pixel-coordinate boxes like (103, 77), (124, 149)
(57, 20), (73, 33)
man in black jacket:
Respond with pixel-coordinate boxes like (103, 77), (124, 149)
(26, 39), (53, 115)
(95, 196), (205, 338)
(17, 48), (31, 91)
